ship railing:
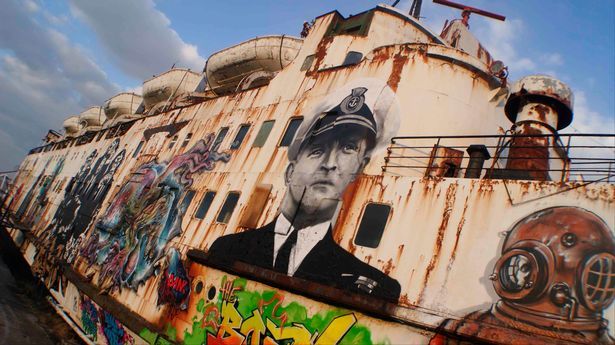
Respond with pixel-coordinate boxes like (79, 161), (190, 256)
(382, 133), (615, 184)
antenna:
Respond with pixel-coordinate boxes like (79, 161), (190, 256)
(391, 0), (423, 20)
(433, 0), (505, 26)
(409, 0), (423, 19)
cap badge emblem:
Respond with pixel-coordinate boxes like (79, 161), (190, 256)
(340, 87), (367, 114)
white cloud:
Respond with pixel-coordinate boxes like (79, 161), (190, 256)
(560, 90), (614, 181)
(0, 0), (118, 169)
(563, 90), (614, 135)
(24, 0), (39, 13)
(540, 53), (564, 66)
(475, 19), (536, 73)
(69, 0), (206, 80)
(44, 12), (69, 26)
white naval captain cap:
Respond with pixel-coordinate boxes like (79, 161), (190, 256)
(288, 78), (400, 161)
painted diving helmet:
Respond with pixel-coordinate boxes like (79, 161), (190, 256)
(491, 206), (615, 331)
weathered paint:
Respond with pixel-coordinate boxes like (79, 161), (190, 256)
(175, 266), (432, 344)
(3, 4), (614, 345)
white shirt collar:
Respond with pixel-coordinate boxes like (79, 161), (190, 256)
(273, 213), (294, 235)
(272, 214), (330, 276)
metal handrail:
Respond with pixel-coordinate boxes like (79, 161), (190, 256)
(384, 133), (615, 183)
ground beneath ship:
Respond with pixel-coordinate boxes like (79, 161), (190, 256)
(0, 254), (84, 345)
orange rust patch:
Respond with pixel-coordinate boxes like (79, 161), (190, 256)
(417, 182), (457, 304)
(387, 48), (409, 92)
(371, 45), (395, 63)
(396, 244), (405, 263)
(446, 196), (469, 271)
(382, 258), (394, 275)
(398, 293), (411, 307)
(306, 35), (334, 77)
(333, 176), (360, 244)
(532, 104), (550, 123)
(506, 124), (550, 180)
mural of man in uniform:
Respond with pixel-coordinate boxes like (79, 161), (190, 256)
(208, 79), (401, 302)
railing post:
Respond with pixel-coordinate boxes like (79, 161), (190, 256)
(383, 139), (394, 172)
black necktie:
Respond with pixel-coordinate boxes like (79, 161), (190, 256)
(274, 230), (298, 273)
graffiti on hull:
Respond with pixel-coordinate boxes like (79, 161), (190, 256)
(15, 157), (65, 226)
(79, 295), (136, 345)
(43, 139), (125, 257)
(431, 207), (615, 345)
(80, 134), (229, 304)
(158, 248), (191, 309)
(181, 275), (382, 345)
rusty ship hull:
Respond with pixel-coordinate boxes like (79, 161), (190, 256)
(1, 4), (614, 345)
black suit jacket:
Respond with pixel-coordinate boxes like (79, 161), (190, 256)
(207, 217), (401, 302)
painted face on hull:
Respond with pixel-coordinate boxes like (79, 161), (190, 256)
(285, 127), (369, 216)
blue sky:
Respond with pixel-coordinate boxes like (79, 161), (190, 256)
(0, 0), (613, 170)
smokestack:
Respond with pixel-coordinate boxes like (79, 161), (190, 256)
(502, 75), (573, 181)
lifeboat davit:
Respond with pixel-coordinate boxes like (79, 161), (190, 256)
(78, 106), (106, 134)
(103, 92), (143, 127)
(142, 68), (203, 114)
(63, 116), (82, 137)
(205, 35), (303, 95)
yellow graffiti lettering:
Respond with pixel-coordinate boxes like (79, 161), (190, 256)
(208, 300), (245, 344)
(315, 314), (357, 345)
(266, 318), (312, 344)
(240, 309), (266, 345)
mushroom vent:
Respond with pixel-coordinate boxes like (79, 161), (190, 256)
(505, 75), (574, 130)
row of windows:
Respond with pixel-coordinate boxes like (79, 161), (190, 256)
(34, 108), (304, 158)
(134, 117), (305, 159)
(186, 188), (392, 249)
(184, 190), (241, 225)
(209, 117), (303, 151)
(30, 122), (134, 155)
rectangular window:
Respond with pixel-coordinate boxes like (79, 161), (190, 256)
(168, 135), (178, 149)
(182, 133), (193, 148)
(279, 117), (303, 147)
(133, 141), (144, 158)
(300, 55), (315, 71)
(182, 190), (196, 210)
(194, 191), (216, 219)
(105, 127), (119, 139)
(252, 120), (275, 148)
(116, 122), (134, 137)
(354, 203), (391, 248)
(95, 131), (106, 142)
(216, 191), (240, 224)
(343, 51), (363, 66)
(230, 124), (250, 150)
(213, 127), (229, 150)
